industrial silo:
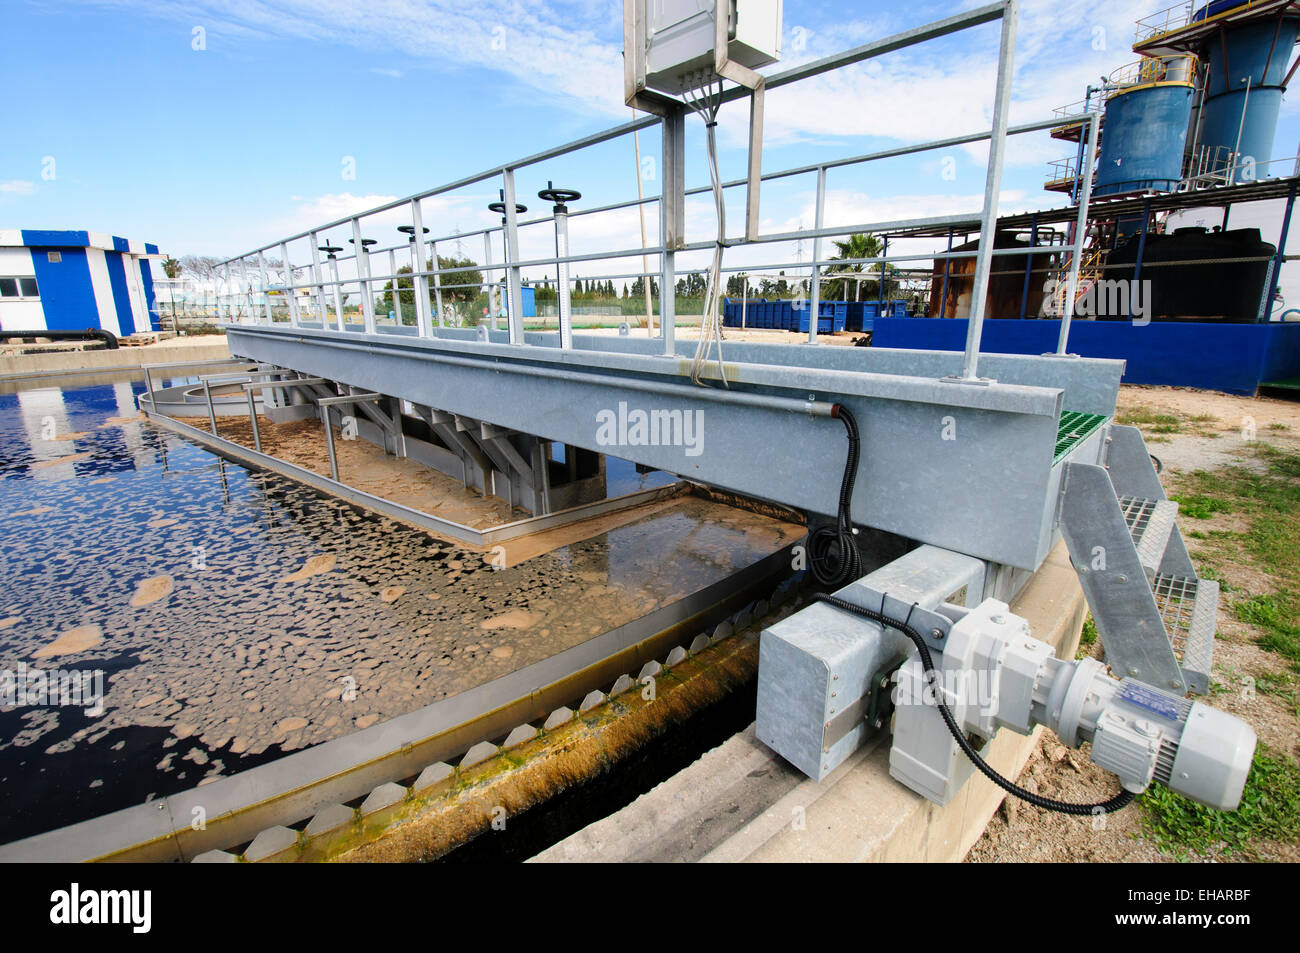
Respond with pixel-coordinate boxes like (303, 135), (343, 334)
(1198, 12), (1300, 181)
(1133, 0), (1300, 184)
(1094, 56), (1196, 198)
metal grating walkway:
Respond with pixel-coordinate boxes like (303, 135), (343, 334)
(1054, 411), (1108, 463)
(1150, 571), (1219, 695)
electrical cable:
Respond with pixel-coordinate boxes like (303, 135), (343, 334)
(805, 401), (1133, 815)
(811, 590), (1137, 816)
(683, 71), (728, 387)
(807, 404), (862, 588)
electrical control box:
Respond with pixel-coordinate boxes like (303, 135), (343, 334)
(639, 0), (783, 95)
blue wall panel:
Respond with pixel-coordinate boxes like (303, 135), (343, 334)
(28, 248), (99, 330)
(103, 251), (136, 336)
(872, 318), (1300, 395)
(20, 229), (89, 248)
(138, 259), (160, 331)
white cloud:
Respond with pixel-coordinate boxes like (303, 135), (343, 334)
(71, 1), (1180, 262)
(77, 0), (628, 117)
(0, 180), (36, 196)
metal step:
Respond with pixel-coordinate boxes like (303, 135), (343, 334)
(1119, 495), (1179, 578)
(1150, 572), (1219, 696)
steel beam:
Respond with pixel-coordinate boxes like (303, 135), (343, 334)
(227, 325), (1096, 570)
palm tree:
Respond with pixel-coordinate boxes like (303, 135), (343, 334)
(820, 233), (895, 302)
(161, 257), (181, 333)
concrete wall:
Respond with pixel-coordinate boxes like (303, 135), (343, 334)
(0, 339), (232, 379)
(534, 541), (1087, 863)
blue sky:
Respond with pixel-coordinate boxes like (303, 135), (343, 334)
(3, 0), (1299, 277)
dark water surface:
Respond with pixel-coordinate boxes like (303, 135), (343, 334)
(0, 373), (797, 844)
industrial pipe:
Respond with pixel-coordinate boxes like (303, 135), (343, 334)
(0, 328), (119, 349)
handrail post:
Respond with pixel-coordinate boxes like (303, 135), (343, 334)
(281, 242), (299, 327)
(548, 195), (575, 349)
(202, 379), (218, 435)
(388, 248), (402, 326)
(246, 387), (262, 452)
(502, 168), (525, 344)
(1057, 107), (1100, 354)
(482, 232), (497, 331)
(660, 107), (686, 356)
(960, 0), (1017, 380)
(321, 406), (340, 481)
(429, 238), (444, 327)
(308, 232), (326, 327)
(257, 252), (273, 324)
(353, 218), (376, 333)
(410, 199), (431, 337)
(808, 164), (826, 343)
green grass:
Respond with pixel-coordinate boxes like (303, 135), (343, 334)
(1255, 672), (1300, 719)
(1076, 615), (1098, 659)
(1140, 747), (1300, 860)
(1171, 491), (1235, 520)
(1234, 594), (1300, 666)
(1198, 564), (1233, 593)
(1117, 407), (1219, 436)
(1174, 445), (1300, 670)
(1117, 408), (1183, 433)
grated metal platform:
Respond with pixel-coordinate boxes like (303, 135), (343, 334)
(1150, 571), (1219, 696)
(1054, 411), (1108, 463)
(1118, 494), (1179, 577)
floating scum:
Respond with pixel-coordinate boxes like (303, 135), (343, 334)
(0, 377), (802, 845)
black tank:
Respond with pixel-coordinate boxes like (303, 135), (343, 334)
(1100, 226), (1274, 322)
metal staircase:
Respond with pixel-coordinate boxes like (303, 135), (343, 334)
(1058, 422), (1217, 695)
(1047, 246), (1104, 316)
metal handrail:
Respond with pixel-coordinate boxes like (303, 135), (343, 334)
(1106, 54), (1197, 90)
(212, 2), (1028, 379)
(1134, 2), (1196, 43)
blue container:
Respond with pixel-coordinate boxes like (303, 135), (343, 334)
(796, 312), (845, 334)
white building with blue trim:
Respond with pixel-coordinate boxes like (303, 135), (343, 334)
(0, 230), (165, 337)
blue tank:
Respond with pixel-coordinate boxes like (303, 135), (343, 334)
(1095, 82), (1194, 197)
(1198, 16), (1300, 182)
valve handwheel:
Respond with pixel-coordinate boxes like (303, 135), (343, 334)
(538, 182), (582, 211)
(488, 201), (528, 217)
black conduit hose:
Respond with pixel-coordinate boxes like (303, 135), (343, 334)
(807, 405), (863, 588)
(806, 402), (1133, 816)
(814, 593), (1136, 816)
